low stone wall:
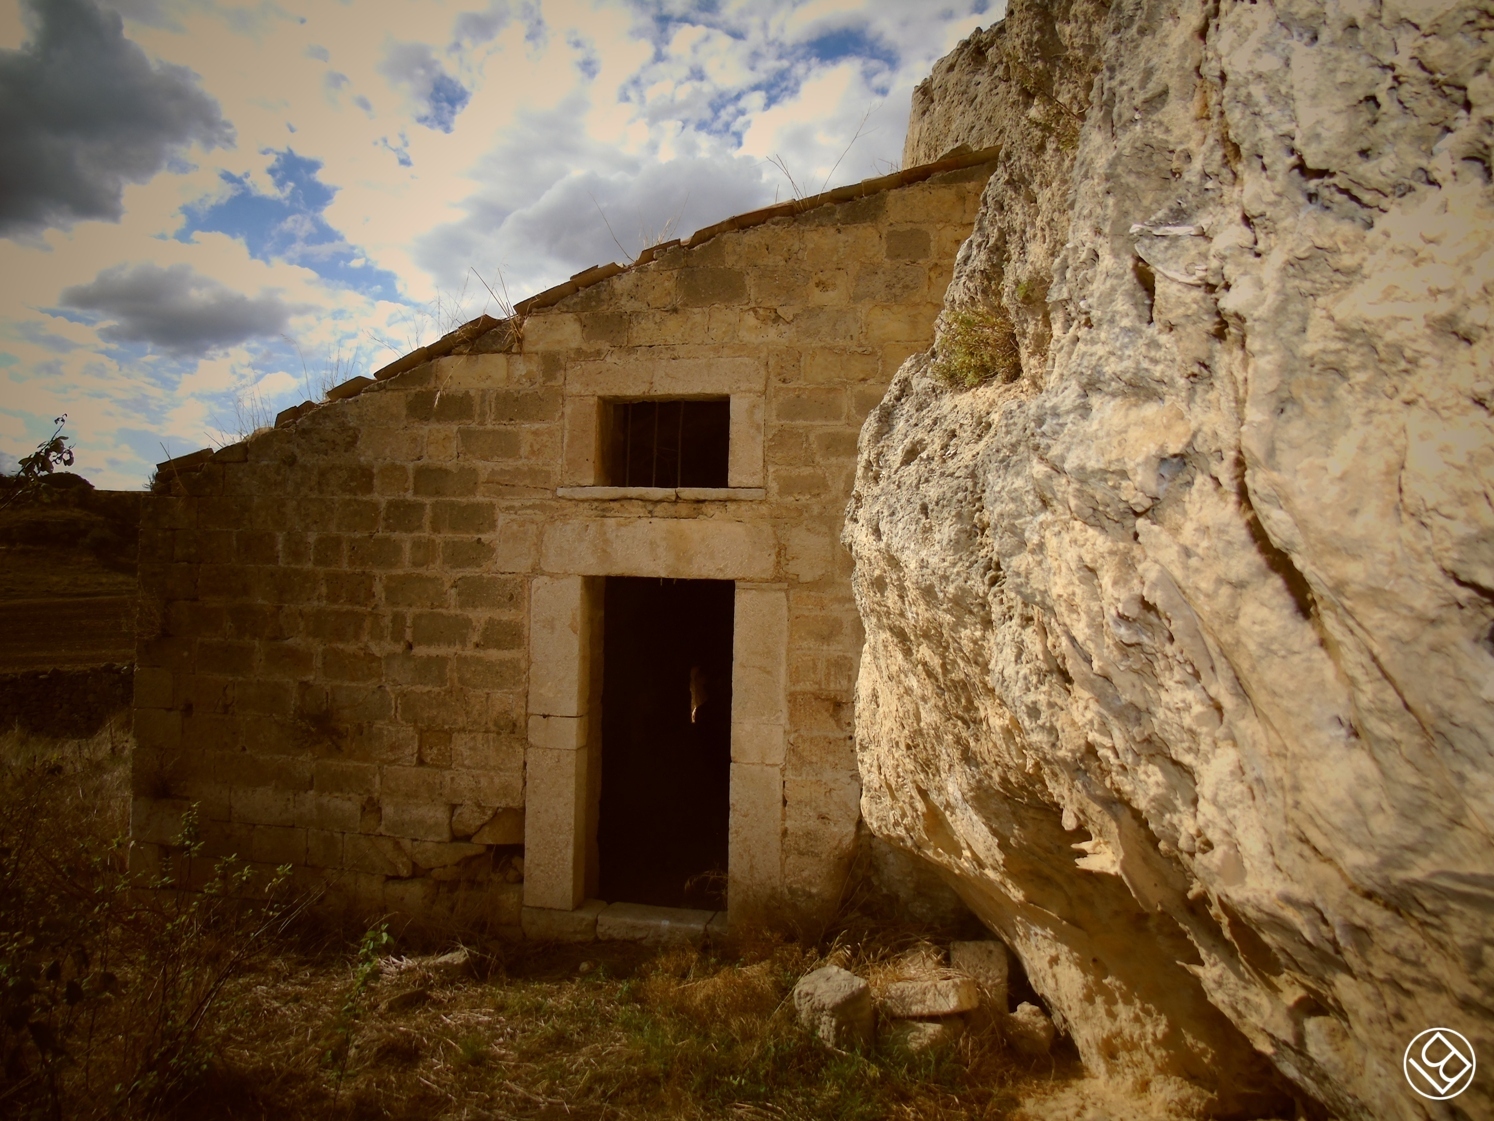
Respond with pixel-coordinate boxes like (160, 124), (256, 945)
(0, 664), (134, 739)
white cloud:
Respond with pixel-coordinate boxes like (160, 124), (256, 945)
(0, 0), (1003, 488)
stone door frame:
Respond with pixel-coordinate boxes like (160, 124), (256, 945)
(522, 519), (787, 927)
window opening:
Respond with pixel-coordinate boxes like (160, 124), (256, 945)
(597, 577), (733, 910)
(603, 399), (729, 488)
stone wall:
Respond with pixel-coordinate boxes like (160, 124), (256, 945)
(133, 162), (990, 934)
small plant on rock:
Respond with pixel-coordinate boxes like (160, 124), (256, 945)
(932, 306), (1022, 388)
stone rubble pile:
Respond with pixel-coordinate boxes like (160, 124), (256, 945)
(791, 937), (1056, 1058)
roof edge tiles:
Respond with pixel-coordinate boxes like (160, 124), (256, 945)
(154, 143), (1000, 482)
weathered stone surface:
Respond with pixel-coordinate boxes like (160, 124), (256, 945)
(421, 946), (472, 983)
(848, 2), (1494, 1119)
(879, 977), (979, 1019)
(1005, 1003), (1056, 1057)
(521, 899), (606, 943)
(594, 902), (714, 945)
(950, 941), (1009, 1009)
(792, 965), (874, 1052)
(884, 1016), (964, 1055)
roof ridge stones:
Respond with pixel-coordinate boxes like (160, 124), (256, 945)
(155, 143), (1000, 480)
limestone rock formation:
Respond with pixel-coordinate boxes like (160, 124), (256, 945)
(846, 2), (1494, 1119)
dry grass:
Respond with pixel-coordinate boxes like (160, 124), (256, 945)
(931, 305), (1022, 388)
(0, 722), (1082, 1120)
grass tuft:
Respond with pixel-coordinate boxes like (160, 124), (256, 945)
(932, 305), (1022, 388)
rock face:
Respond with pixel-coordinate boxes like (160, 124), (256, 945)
(846, 2), (1494, 1119)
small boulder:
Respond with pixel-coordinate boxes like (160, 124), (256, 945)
(950, 940), (1009, 1007)
(879, 976), (979, 1018)
(885, 1016), (965, 1055)
(423, 946), (473, 983)
(792, 965), (874, 1051)
(1006, 1001), (1057, 1055)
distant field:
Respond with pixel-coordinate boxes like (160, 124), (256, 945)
(0, 478), (141, 673)
(0, 591), (136, 671)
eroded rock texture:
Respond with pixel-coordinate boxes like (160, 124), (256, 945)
(847, 2), (1494, 1118)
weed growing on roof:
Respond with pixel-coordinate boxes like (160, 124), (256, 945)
(932, 305), (1022, 388)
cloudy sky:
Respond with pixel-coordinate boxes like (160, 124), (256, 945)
(0, 0), (1000, 488)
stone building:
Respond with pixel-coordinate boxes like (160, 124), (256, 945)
(132, 148), (996, 939)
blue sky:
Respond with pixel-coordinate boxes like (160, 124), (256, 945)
(0, 0), (999, 488)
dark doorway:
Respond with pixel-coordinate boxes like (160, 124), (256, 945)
(598, 577), (733, 910)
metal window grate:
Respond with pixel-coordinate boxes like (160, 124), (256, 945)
(604, 399), (729, 488)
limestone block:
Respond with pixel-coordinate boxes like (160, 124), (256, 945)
(458, 427), (521, 461)
(471, 807), (524, 845)
(885, 1017), (964, 1055)
(679, 267), (748, 306)
(131, 797), (189, 845)
(381, 765), (444, 800)
(344, 833), (414, 877)
(568, 355), (764, 397)
(728, 394), (765, 487)
(489, 518), (541, 572)
(522, 312), (582, 350)
(792, 966), (873, 1051)
(885, 227), (933, 261)
(864, 304), (936, 343)
(950, 941), (1009, 1008)
(380, 799), (452, 843)
(230, 785), (297, 828)
(249, 825), (306, 865)
(134, 666), (173, 709)
(731, 721), (786, 767)
(383, 876), (437, 916)
(562, 396), (600, 485)
(596, 902), (714, 944)
(879, 978), (979, 1018)
(748, 266), (808, 303)
(728, 761), (783, 920)
(540, 518), (776, 581)
(527, 575), (589, 717)
(1005, 1003), (1056, 1056)
(522, 899), (607, 942)
(443, 767), (523, 808)
(732, 588), (788, 727)
(772, 387), (845, 424)
(523, 746), (588, 910)
(314, 759), (379, 796)
(806, 269), (853, 305)
(410, 841), (486, 869)
(450, 802), (492, 838)
(488, 388), (562, 423)
(427, 353), (510, 389)
(301, 792), (363, 833)
(306, 829), (343, 869)
(528, 714), (587, 752)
